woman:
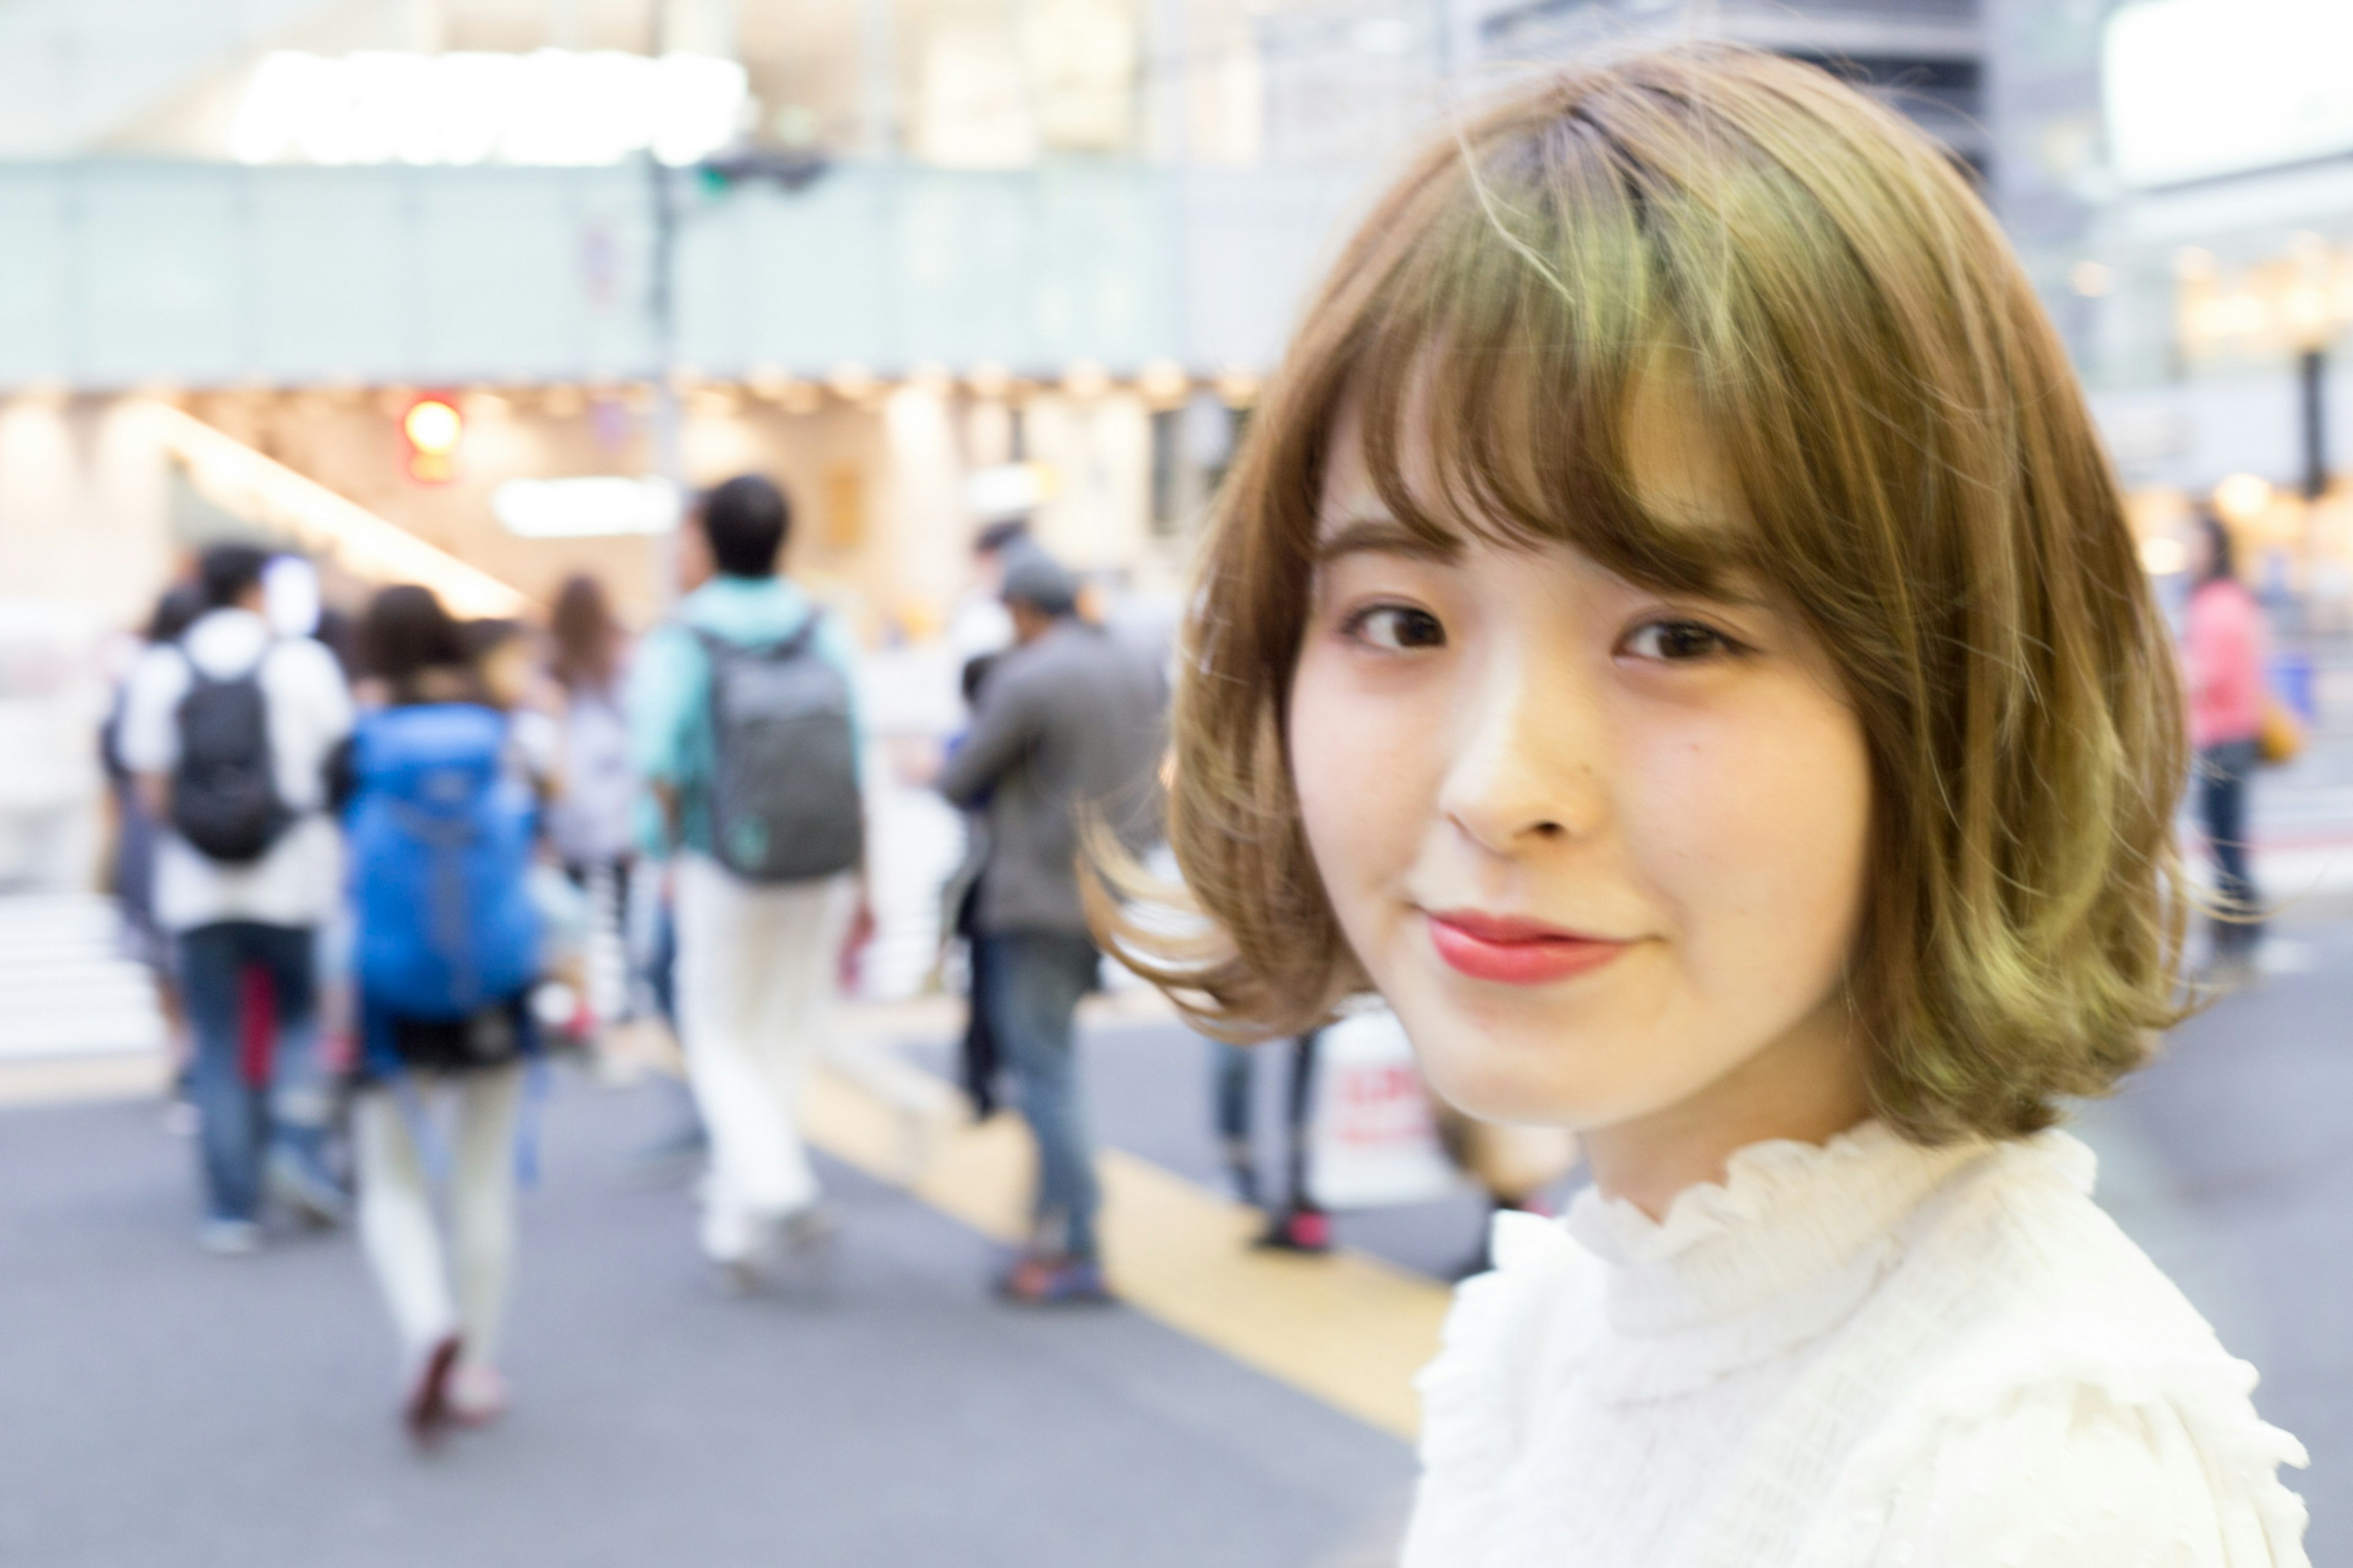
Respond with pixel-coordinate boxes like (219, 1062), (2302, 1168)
(2184, 509), (2269, 977)
(342, 585), (541, 1443)
(546, 574), (639, 1025)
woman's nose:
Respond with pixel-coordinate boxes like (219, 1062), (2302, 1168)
(1438, 648), (1605, 856)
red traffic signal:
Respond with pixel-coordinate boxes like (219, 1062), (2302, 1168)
(403, 396), (463, 483)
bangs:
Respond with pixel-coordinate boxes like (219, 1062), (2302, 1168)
(1340, 105), (1768, 599)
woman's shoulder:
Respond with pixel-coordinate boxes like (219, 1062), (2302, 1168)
(1405, 1208), (1604, 1563)
(1831, 1132), (2309, 1564)
(1813, 1373), (2309, 1567)
(1415, 1208), (1604, 1466)
(1893, 1132), (2256, 1377)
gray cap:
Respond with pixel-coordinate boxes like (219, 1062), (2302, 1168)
(1000, 546), (1078, 617)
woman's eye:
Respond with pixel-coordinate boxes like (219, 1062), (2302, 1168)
(1346, 604), (1447, 652)
(1622, 619), (1740, 663)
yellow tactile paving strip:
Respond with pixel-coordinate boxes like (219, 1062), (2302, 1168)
(801, 1061), (1452, 1442)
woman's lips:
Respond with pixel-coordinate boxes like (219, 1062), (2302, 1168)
(1423, 909), (1631, 985)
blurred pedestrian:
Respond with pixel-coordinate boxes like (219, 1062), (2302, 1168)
(339, 584), (543, 1443)
(1096, 51), (2308, 1565)
(947, 517), (1033, 662)
(627, 475), (872, 1290)
(937, 548), (1166, 1303)
(2184, 509), (2270, 980)
(102, 584), (205, 1121)
(117, 543), (354, 1253)
(941, 651), (1004, 1117)
(547, 574), (641, 1031)
(1214, 1032), (1330, 1252)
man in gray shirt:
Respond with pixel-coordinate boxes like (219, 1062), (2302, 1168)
(938, 549), (1166, 1303)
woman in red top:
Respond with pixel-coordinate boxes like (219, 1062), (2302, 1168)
(2183, 510), (2268, 971)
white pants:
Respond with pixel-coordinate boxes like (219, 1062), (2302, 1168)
(354, 1064), (525, 1373)
(675, 854), (855, 1262)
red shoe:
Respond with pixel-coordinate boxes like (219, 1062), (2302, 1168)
(995, 1254), (1113, 1305)
(403, 1333), (461, 1448)
(448, 1363), (509, 1429)
(1252, 1205), (1333, 1254)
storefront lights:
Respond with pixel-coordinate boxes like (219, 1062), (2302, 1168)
(231, 50), (748, 167)
(2214, 473), (2275, 523)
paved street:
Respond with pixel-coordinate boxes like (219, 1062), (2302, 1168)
(0, 1043), (1419, 1568)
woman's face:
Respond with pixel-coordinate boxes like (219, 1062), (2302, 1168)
(1286, 391), (1875, 1137)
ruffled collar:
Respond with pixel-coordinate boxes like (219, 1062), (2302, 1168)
(1558, 1121), (1999, 1388)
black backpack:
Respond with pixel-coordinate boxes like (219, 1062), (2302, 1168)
(694, 619), (863, 883)
(170, 649), (294, 864)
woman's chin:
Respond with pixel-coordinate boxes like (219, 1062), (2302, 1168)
(1411, 1033), (1634, 1130)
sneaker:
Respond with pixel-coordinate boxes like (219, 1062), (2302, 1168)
(197, 1218), (263, 1256)
(403, 1333), (463, 1447)
(267, 1148), (351, 1229)
(1252, 1206), (1333, 1254)
(996, 1253), (1113, 1305)
(447, 1364), (509, 1428)
(779, 1203), (839, 1252)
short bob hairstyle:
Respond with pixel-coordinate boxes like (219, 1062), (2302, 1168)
(1099, 46), (2187, 1145)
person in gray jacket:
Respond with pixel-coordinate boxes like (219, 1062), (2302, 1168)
(937, 548), (1166, 1303)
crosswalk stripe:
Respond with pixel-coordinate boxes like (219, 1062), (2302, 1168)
(0, 894), (166, 1061)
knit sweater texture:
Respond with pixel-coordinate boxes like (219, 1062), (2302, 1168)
(1401, 1121), (2309, 1567)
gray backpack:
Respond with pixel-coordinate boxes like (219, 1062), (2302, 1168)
(692, 619), (863, 882)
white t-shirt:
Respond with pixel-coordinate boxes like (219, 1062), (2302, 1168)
(118, 608), (355, 933)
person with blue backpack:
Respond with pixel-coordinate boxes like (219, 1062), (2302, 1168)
(627, 474), (871, 1292)
(337, 585), (544, 1444)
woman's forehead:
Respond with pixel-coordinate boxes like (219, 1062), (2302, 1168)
(1314, 361), (1751, 548)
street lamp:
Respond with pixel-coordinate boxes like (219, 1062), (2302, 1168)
(645, 148), (832, 601)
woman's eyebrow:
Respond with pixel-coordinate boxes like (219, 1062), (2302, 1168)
(1312, 516), (1460, 566)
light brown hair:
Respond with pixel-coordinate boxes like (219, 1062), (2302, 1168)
(550, 572), (623, 694)
(1096, 45), (2187, 1144)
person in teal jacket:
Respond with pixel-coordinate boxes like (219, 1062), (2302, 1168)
(626, 475), (872, 1287)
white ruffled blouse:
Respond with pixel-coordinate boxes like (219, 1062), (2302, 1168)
(1400, 1122), (2309, 1567)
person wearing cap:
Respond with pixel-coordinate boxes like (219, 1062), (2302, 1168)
(945, 515), (1035, 663)
(937, 547), (1167, 1303)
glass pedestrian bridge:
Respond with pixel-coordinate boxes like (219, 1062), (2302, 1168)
(0, 159), (1374, 390)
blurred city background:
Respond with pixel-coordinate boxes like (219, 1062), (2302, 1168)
(1, 0), (2349, 1564)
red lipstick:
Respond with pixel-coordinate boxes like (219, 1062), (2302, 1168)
(1423, 909), (1630, 985)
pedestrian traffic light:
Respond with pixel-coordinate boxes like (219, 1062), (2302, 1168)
(402, 395), (463, 483)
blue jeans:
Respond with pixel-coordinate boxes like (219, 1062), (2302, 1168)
(177, 921), (320, 1224)
(979, 932), (1102, 1260)
(2199, 739), (2262, 952)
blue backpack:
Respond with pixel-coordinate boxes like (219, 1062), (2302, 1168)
(347, 704), (541, 1031)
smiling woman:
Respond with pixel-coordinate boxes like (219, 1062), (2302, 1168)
(1090, 42), (2308, 1568)
(1289, 385), (1876, 1202)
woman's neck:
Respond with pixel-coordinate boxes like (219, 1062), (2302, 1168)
(1580, 1000), (1874, 1220)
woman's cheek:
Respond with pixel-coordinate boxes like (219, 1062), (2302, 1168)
(1290, 656), (1417, 926)
(1624, 691), (1868, 993)
(1615, 703), (1810, 892)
